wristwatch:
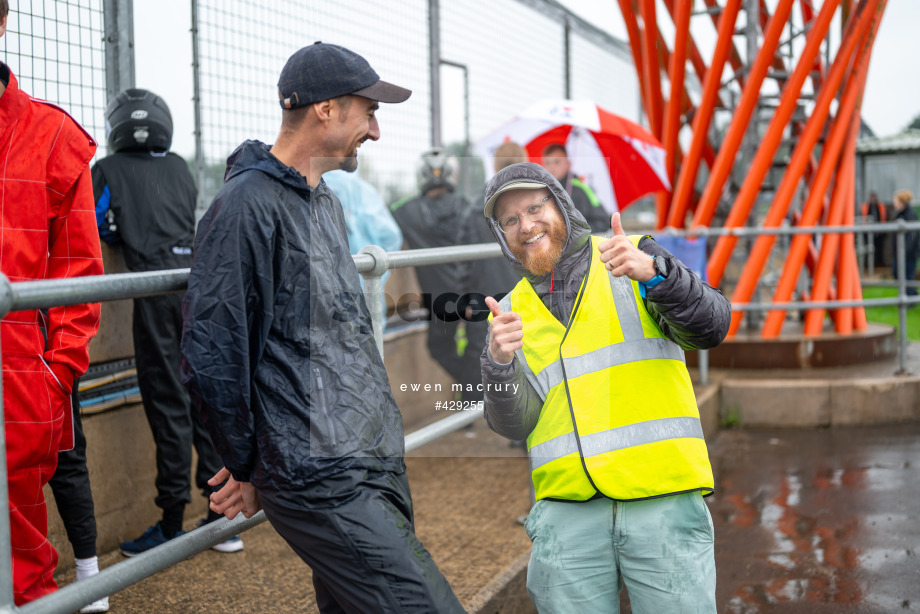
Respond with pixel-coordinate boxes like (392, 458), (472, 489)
(645, 255), (669, 288)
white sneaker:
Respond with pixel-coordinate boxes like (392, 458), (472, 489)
(196, 519), (244, 553)
(211, 534), (244, 553)
(74, 557), (110, 613)
(80, 596), (110, 613)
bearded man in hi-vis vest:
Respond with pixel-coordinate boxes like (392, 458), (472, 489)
(480, 162), (731, 613)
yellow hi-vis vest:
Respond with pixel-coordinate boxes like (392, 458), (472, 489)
(500, 235), (714, 502)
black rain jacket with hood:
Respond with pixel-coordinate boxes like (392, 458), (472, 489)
(479, 162), (731, 441)
(180, 140), (405, 490)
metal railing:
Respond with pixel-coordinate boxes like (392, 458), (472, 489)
(639, 219), (920, 373)
(1, 219), (919, 612)
(0, 245), (505, 613)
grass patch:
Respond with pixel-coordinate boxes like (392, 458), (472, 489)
(861, 286), (919, 341)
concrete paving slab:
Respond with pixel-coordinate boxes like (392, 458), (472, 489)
(722, 380), (832, 428)
(830, 375), (920, 425)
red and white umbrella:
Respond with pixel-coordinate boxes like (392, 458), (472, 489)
(474, 99), (670, 213)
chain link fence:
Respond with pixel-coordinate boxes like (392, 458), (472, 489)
(1, 0), (107, 157)
(2, 0), (637, 209)
(193, 0), (638, 209)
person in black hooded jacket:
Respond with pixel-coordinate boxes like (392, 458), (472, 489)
(180, 43), (463, 613)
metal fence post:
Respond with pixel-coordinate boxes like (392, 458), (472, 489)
(698, 349), (709, 386)
(895, 220), (908, 374)
(0, 274), (14, 609)
(102, 0), (135, 105)
(191, 0), (206, 214)
(358, 245), (390, 358)
(428, 0), (441, 149)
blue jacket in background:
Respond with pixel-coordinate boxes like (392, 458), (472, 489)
(322, 169), (403, 323)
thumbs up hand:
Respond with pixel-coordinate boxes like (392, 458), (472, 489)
(597, 212), (657, 282)
(485, 296), (523, 365)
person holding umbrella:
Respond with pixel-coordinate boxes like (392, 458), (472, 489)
(541, 142), (610, 233)
(475, 99), (672, 223)
(478, 162), (730, 612)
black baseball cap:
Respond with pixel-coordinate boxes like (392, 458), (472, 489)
(278, 41), (411, 109)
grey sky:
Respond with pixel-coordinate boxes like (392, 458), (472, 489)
(135, 0), (920, 159)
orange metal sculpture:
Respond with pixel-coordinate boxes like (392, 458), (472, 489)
(617, 0), (888, 338)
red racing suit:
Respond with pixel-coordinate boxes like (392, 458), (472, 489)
(0, 63), (103, 605)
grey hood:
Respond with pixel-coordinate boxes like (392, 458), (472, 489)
(483, 162), (593, 287)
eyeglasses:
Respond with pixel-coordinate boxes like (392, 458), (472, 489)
(495, 196), (550, 234)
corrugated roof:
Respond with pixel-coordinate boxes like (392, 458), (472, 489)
(856, 130), (920, 153)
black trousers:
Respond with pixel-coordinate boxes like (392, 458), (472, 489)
(48, 381), (97, 559)
(133, 293), (222, 512)
(258, 469), (465, 614)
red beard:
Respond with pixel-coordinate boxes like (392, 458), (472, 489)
(507, 220), (567, 276)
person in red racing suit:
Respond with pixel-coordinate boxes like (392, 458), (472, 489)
(0, 9), (103, 603)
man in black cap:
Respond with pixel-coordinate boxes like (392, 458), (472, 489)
(181, 42), (464, 613)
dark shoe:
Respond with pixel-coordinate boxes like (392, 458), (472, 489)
(196, 518), (244, 553)
(120, 522), (185, 557)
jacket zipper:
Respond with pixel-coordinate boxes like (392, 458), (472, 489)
(313, 367), (337, 446)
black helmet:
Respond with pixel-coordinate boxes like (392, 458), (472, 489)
(105, 88), (173, 152)
(417, 148), (459, 194)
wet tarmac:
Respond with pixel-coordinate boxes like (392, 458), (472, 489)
(707, 423), (920, 613)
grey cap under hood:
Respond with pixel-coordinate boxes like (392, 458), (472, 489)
(483, 162), (594, 286)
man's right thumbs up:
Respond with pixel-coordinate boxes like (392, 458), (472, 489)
(610, 211), (626, 237)
(485, 296), (523, 365)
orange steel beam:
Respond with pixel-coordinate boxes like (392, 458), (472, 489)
(709, 0), (746, 72)
(803, 115), (859, 335)
(667, 0), (743, 229)
(799, 0), (827, 87)
(658, 0), (721, 173)
(725, 0), (881, 336)
(640, 0), (664, 138)
(618, 0), (651, 128)
(762, 2), (880, 336)
(690, 0), (795, 230)
(836, 150), (866, 334)
(762, 43), (872, 338)
(756, 0), (789, 72)
(847, 191), (869, 332)
(660, 0), (690, 227)
(758, 0), (786, 70)
(840, 6), (877, 335)
(702, 0), (746, 81)
(792, 209), (841, 327)
(654, 34), (719, 172)
(837, 161), (857, 334)
(621, 15), (715, 183)
(661, 0), (717, 97)
(705, 0), (844, 286)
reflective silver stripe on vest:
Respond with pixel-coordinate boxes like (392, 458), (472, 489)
(529, 416), (704, 471)
(514, 347), (546, 400)
(609, 272), (644, 341)
(529, 431), (577, 470)
(529, 337), (684, 397)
